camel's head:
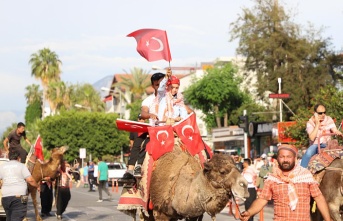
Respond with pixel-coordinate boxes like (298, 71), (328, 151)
(51, 146), (69, 156)
(203, 154), (249, 200)
(49, 146), (68, 162)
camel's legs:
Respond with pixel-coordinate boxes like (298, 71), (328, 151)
(30, 185), (43, 221)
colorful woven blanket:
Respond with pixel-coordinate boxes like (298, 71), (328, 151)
(308, 149), (343, 174)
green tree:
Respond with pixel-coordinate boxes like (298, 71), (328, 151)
(127, 99), (143, 121)
(25, 84), (42, 105)
(183, 62), (247, 128)
(25, 100), (42, 125)
(286, 85), (343, 147)
(46, 81), (74, 112)
(38, 111), (129, 162)
(71, 83), (105, 112)
(1, 123), (17, 149)
(117, 67), (151, 102)
(229, 98), (271, 125)
(230, 0), (343, 119)
(24, 84), (43, 124)
(29, 48), (62, 113)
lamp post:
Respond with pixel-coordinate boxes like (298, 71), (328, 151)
(101, 87), (122, 118)
(278, 78), (282, 122)
(75, 104), (91, 111)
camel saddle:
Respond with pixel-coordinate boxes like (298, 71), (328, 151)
(307, 140), (343, 182)
(26, 154), (38, 174)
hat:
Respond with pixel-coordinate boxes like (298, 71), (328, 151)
(261, 153), (267, 159)
(277, 144), (298, 155)
(167, 75), (180, 86)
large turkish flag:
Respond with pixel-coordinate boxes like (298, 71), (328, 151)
(127, 29), (172, 62)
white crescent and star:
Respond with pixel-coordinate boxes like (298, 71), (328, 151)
(156, 130), (169, 146)
(181, 125), (194, 141)
(145, 37), (164, 52)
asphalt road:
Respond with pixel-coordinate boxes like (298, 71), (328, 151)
(24, 183), (274, 221)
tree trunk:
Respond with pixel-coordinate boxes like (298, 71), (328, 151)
(214, 105), (221, 128)
(224, 112), (228, 127)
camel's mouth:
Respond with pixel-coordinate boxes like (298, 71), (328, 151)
(231, 190), (246, 202)
(61, 146), (69, 153)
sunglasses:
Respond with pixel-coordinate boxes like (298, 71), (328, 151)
(316, 111), (326, 115)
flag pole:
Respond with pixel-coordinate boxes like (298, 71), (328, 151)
(25, 135), (39, 166)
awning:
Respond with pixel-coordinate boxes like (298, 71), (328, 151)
(212, 136), (243, 143)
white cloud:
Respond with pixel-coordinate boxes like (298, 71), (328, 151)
(0, 111), (20, 134)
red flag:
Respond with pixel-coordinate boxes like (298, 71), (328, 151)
(146, 125), (174, 160)
(127, 29), (172, 62)
(116, 119), (151, 133)
(34, 135), (44, 161)
(173, 113), (203, 156)
(102, 95), (113, 102)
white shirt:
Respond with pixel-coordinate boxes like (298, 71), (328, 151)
(141, 94), (156, 113)
(93, 165), (98, 177)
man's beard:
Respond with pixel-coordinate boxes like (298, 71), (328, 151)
(278, 160), (295, 172)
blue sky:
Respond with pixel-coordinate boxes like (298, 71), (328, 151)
(0, 0), (342, 132)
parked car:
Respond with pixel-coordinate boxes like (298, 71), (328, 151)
(0, 158), (9, 220)
(107, 162), (126, 186)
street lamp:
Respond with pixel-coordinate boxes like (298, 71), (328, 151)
(75, 104), (91, 111)
(101, 87), (123, 118)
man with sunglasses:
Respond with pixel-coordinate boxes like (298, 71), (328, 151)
(300, 104), (342, 168)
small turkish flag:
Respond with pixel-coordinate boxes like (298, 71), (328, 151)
(34, 135), (44, 161)
(146, 125), (174, 160)
(127, 29), (172, 62)
(173, 113), (203, 156)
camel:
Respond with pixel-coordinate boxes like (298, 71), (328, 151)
(148, 146), (249, 221)
(28, 146), (68, 221)
(311, 158), (343, 221)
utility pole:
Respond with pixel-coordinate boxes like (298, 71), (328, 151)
(243, 109), (248, 158)
(278, 78), (282, 122)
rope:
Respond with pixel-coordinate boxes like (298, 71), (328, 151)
(231, 194), (242, 220)
(40, 166), (44, 181)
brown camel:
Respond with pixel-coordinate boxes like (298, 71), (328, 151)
(311, 158), (343, 221)
(149, 145), (249, 221)
(28, 146), (68, 221)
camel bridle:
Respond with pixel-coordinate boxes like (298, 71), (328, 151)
(208, 167), (242, 220)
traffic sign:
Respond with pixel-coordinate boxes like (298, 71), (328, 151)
(269, 93), (290, 99)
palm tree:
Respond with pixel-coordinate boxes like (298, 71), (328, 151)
(116, 67), (151, 102)
(46, 81), (73, 113)
(29, 48), (62, 114)
(25, 84), (42, 105)
(71, 83), (105, 112)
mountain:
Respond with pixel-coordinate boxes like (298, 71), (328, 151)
(92, 75), (115, 98)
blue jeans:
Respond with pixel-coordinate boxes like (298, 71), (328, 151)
(300, 143), (326, 168)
